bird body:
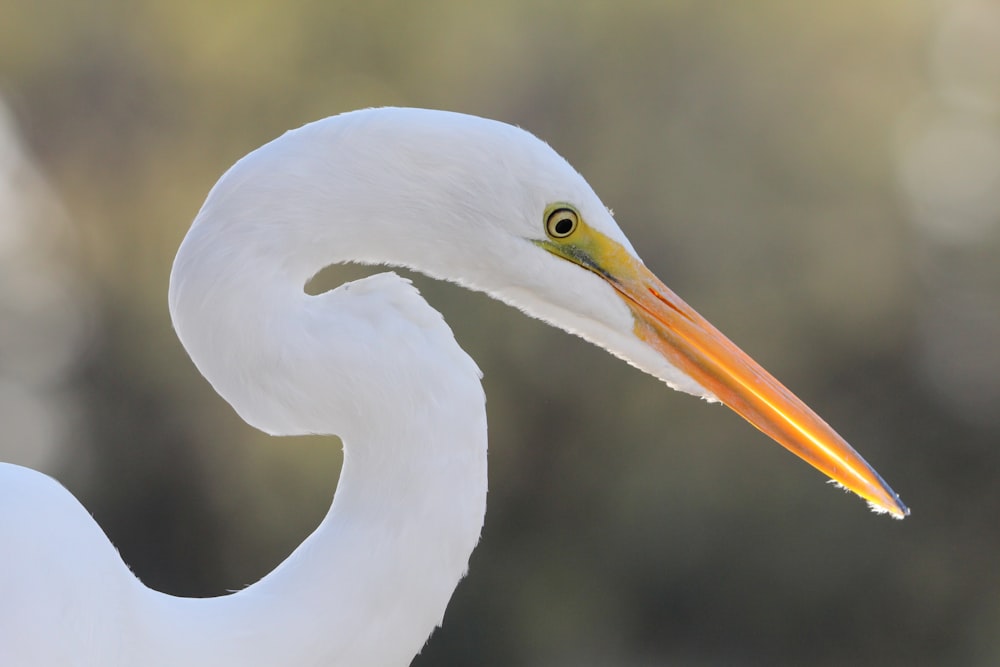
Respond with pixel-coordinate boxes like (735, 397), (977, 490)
(0, 107), (906, 666)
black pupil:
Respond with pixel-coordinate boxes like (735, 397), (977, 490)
(553, 216), (574, 236)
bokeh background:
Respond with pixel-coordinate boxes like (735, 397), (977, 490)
(3, 1), (1000, 665)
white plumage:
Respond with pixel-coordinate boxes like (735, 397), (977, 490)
(0, 107), (905, 666)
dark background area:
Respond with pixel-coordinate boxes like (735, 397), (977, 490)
(2, 1), (999, 665)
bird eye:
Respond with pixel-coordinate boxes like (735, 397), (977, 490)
(545, 207), (579, 239)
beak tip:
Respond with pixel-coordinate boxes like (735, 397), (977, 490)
(869, 498), (910, 520)
(891, 496), (911, 520)
(830, 479), (910, 519)
(872, 475), (910, 520)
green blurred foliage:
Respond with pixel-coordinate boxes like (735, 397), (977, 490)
(3, 0), (1000, 665)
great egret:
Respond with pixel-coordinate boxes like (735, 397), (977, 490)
(0, 107), (907, 666)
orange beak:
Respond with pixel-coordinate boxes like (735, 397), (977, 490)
(617, 262), (908, 518)
(539, 222), (908, 518)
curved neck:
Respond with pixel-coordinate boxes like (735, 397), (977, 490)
(162, 113), (491, 666)
(144, 412), (487, 666)
(152, 277), (488, 665)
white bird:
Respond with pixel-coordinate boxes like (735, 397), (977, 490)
(0, 108), (908, 666)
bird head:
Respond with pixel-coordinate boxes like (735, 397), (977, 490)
(341, 108), (910, 518)
(175, 107), (908, 517)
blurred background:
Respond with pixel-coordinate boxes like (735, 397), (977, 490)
(2, 1), (999, 665)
